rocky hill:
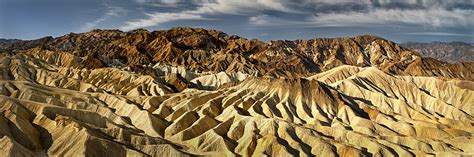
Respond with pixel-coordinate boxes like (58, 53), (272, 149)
(401, 41), (474, 63)
(0, 28), (473, 156)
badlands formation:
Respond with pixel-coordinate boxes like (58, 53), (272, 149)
(0, 27), (473, 156)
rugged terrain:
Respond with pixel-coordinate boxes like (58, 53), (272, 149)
(0, 27), (473, 156)
(401, 42), (474, 63)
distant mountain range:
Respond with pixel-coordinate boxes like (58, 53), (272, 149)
(401, 41), (473, 63)
(3, 37), (472, 64)
(1, 29), (472, 80)
(0, 39), (21, 49)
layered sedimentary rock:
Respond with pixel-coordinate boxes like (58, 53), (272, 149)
(0, 28), (473, 156)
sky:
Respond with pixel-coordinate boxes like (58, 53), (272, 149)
(0, 0), (473, 43)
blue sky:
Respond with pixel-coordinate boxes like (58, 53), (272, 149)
(1, 0), (473, 43)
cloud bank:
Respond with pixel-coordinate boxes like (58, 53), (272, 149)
(118, 0), (473, 31)
(310, 8), (473, 28)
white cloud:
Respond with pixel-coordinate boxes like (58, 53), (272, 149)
(249, 15), (270, 25)
(402, 32), (472, 37)
(81, 6), (125, 31)
(310, 8), (473, 28)
(247, 14), (307, 27)
(133, 0), (182, 4)
(119, 0), (295, 30)
(119, 0), (474, 31)
(192, 0), (292, 14)
(119, 12), (207, 30)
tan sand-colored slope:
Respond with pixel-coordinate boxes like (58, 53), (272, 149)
(0, 52), (473, 156)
